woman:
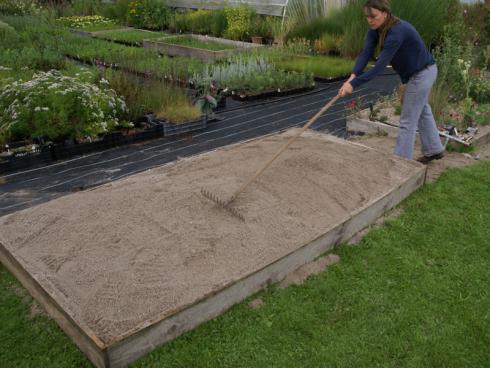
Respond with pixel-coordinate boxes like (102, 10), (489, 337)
(339, 0), (444, 163)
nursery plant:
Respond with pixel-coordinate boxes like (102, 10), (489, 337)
(101, 69), (200, 124)
(127, 0), (170, 30)
(223, 4), (255, 41)
(273, 54), (354, 79)
(56, 15), (119, 31)
(93, 28), (166, 46)
(194, 55), (314, 96)
(0, 70), (127, 144)
(157, 35), (237, 51)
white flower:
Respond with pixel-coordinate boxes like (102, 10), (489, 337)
(34, 107), (41, 112)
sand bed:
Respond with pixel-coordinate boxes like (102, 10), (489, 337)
(0, 130), (424, 366)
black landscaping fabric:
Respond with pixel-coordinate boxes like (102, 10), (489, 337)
(0, 71), (400, 216)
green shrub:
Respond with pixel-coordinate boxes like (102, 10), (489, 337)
(100, 0), (131, 24)
(0, 0), (39, 16)
(210, 9), (227, 37)
(0, 20), (20, 48)
(70, 0), (102, 16)
(0, 70), (127, 143)
(470, 77), (490, 104)
(224, 5), (255, 41)
(186, 9), (212, 34)
(127, 0), (170, 30)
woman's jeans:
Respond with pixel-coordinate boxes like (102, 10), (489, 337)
(394, 64), (444, 160)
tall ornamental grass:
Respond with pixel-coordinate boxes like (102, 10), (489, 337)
(287, 0), (458, 58)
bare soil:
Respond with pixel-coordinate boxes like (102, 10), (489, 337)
(0, 129), (422, 346)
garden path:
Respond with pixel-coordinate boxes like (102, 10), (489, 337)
(0, 72), (399, 216)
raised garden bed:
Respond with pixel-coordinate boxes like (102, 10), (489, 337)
(0, 130), (426, 368)
(143, 34), (262, 62)
(231, 85), (315, 102)
(91, 28), (168, 47)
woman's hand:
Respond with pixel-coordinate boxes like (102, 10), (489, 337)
(339, 81), (353, 97)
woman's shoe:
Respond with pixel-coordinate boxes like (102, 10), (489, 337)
(416, 152), (444, 164)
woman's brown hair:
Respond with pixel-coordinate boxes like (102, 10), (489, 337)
(363, 0), (400, 51)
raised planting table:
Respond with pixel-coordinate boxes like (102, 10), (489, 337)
(143, 34), (263, 62)
(0, 130), (426, 368)
(91, 27), (167, 46)
(346, 108), (490, 149)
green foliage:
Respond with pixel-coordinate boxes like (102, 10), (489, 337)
(286, 15), (344, 42)
(99, 0), (132, 24)
(0, 0), (39, 16)
(0, 20), (20, 48)
(209, 9), (227, 37)
(70, 0), (102, 16)
(102, 69), (199, 124)
(194, 55), (314, 94)
(0, 17), (67, 71)
(283, 0), (333, 37)
(56, 15), (116, 30)
(470, 76), (490, 104)
(160, 35), (237, 51)
(273, 54), (353, 79)
(313, 32), (342, 55)
(0, 70), (127, 143)
(288, 0), (457, 58)
(223, 5), (255, 41)
(127, 0), (170, 30)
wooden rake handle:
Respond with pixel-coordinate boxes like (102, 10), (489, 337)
(227, 93), (341, 205)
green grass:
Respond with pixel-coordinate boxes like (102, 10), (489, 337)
(1, 160), (489, 367)
(93, 29), (168, 45)
(274, 54), (354, 78)
(161, 35), (237, 51)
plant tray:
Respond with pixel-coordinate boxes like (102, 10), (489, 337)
(231, 85), (315, 102)
(143, 34), (262, 62)
(0, 125), (164, 175)
(157, 116), (207, 137)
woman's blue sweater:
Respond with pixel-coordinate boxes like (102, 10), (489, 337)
(350, 19), (435, 88)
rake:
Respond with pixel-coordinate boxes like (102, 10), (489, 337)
(201, 93), (342, 220)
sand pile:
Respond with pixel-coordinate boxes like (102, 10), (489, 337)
(0, 130), (420, 346)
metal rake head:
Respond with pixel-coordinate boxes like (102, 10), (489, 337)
(200, 188), (245, 221)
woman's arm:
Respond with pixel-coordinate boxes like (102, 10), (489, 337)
(352, 29), (379, 77)
(350, 30), (403, 88)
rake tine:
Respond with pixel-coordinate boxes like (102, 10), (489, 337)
(200, 188), (245, 221)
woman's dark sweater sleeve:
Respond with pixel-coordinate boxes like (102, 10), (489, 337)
(351, 29), (403, 88)
(352, 29), (378, 77)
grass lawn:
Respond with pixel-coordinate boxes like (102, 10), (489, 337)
(274, 55), (354, 79)
(160, 35), (237, 51)
(1, 160), (489, 367)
